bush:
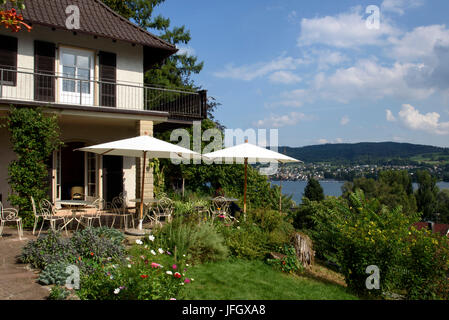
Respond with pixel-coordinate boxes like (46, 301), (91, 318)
(38, 262), (71, 286)
(77, 242), (193, 300)
(47, 286), (71, 300)
(20, 228), (126, 270)
(267, 244), (303, 274)
(403, 228), (449, 300)
(153, 219), (228, 264)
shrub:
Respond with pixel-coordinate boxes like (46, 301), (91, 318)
(402, 228), (449, 300)
(47, 286), (71, 300)
(153, 219), (228, 264)
(267, 244), (303, 274)
(77, 244), (193, 300)
(38, 262), (71, 286)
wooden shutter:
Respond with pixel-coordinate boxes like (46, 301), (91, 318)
(99, 51), (116, 107)
(0, 35), (18, 86)
(34, 40), (55, 102)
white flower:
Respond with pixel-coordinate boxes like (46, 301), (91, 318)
(180, 283), (184, 286)
(158, 248), (164, 254)
(186, 264), (189, 267)
(127, 264), (132, 268)
(191, 278), (195, 281)
(166, 271), (173, 275)
(135, 239), (143, 245)
(150, 250), (156, 256)
(148, 235), (155, 242)
(114, 288), (120, 294)
(110, 275), (114, 280)
(183, 254), (186, 257)
(126, 257), (131, 261)
(144, 245), (148, 249)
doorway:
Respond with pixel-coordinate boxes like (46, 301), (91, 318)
(60, 142), (85, 200)
(103, 155), (123, 203)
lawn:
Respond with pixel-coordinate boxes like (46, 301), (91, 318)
(182, 259), (358, 300)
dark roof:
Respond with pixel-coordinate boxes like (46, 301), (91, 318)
(14, 0), (177, 68)
(413, 222), (449, 237)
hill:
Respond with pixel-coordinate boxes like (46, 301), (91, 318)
(281, 142), (449, 164)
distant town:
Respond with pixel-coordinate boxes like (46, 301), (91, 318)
(268, 162), (449, 182)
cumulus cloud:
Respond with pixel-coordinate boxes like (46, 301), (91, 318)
(386, 109), (397, 122)
(381, 0), (424, 15)
(397, 104), (449, 135)
(254, 112), (308, 128)
(297, 6), (399, 48)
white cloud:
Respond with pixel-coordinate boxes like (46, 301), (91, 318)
(335, 138), (344, 143)
(381, 0), (424, 16)
(213, 56), (306, 81)
(397, 104), (449, 135)
(176, 46), (196, 56)
(269, 71), (302, 84)
(297, 6), (399, 48)
(254, 112), (308, 128)
(386, 109), (397, 122)
(318, 139), (329, 144)
(265, 89), (308, 108)
(340, 115), (350, 126)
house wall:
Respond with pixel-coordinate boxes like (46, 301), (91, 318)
(0, 25), (144, 110)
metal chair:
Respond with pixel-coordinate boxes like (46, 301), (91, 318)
(77, 198), (105, 230)
(0, 201), (23, 240)
(150, 197), (174, 227)
(209, 196), (232, 222)
(38, 199), (68, 237)
(30, 196), (44, 235)
(110, 196), (135, 230)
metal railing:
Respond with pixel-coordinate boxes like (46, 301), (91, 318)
(0, 68), (206, 120)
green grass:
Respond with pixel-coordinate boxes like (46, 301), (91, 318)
(182, 259), (358, 300)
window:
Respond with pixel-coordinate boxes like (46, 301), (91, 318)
(0, 35), (18, 86)
(61, 51), (91, 94)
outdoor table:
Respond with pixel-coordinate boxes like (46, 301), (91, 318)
(129, 198), (160, 222)
(56, 200), (90, 230)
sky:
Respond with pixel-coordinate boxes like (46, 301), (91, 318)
(153, 0), (449, 148)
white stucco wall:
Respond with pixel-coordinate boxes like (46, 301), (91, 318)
(0, 25), (144, 110)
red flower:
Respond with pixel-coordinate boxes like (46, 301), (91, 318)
(90, 252), (94, 256)
(140, 275), (148, 279)
(174, 272), (182, 279)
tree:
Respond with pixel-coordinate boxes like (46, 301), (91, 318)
(101, 0), (203, 89)
(415, 170), (440, 221)
(436, 189), (449, 223)
(304, 177), (324, 202)
(0, 0), (31, 32)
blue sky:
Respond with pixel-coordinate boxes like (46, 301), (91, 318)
(153, 0), (449, 148)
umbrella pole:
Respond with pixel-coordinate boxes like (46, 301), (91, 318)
(138, 151), (147, 230)
(244, 157), (248, 214)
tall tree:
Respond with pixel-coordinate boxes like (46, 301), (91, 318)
(415, 170), (439, 221)
(101, 0), (203, 88)
(304, 177), (324, 202)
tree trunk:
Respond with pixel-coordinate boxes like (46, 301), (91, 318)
(293, 232), (315, 270)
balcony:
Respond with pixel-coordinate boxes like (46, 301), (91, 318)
(0, 68), (207, 121)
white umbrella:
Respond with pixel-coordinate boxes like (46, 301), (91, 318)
(77, 135), (200, 231)
(203, 141), (301, 213)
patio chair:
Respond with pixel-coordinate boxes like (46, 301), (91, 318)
(209, 196), (232, 222)
(150, 197), (174, 227)
(0, 201), (23, 240)
(38, 199), (68, 237)
(77, 198), (105, 230)
(110, 196), (135, 230)
(30, 196), (44, 235)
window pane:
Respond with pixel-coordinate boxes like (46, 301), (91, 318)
(62, 66), (76, 92)
(77, 55), (90, 69)
(62, 53), (75, 67)
(77, 68), (90, 94)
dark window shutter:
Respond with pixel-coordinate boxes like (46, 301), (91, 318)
(0, 35), (18, 86)
(99, 51), (116, 107)
(34, 40), (55, 102)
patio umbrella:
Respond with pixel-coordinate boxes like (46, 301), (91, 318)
(77, 135), (200, 231)
(203, 141), (301, 213)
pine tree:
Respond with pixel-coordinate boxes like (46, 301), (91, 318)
(304, 177), (325, 202)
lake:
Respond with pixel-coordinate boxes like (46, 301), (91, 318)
(270, 180), (449, 204)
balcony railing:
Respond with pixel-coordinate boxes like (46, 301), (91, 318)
(0, 68), (207, 120)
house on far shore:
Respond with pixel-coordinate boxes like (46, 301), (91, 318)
(0, 0), (207, 208)
(413, 222), (449, 237)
